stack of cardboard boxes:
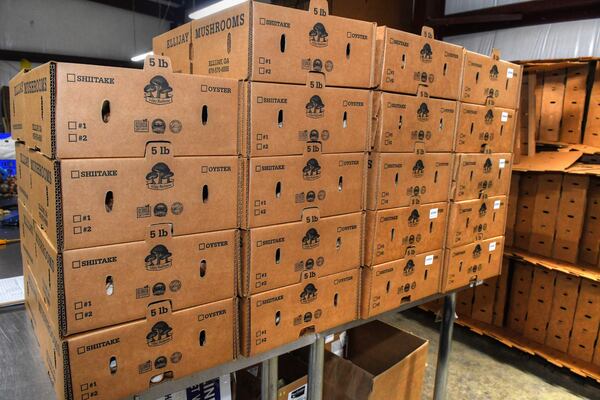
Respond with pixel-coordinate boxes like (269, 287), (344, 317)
(10, 57), (241, 400)
(443, 49), (521, 292)
(154, 0), (375, 356)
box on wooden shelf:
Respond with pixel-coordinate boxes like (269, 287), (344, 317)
(446, 195), (508, 248)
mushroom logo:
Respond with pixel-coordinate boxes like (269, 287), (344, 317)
(144, 75), (173, 105)
(302, 228), (320, 249)
(146, 321), (173, 346)
(420, 43), (433, 61)
(484, 109), (494, 124)
(146, 162), (175, 190)
(303, 158), (321, 180)
(309, 23), (328, 47)
(479, 202), (487, 217)
(306, 95), (325, 118)
(300, 283), (318, 303)
(412, 159), (425, 177)
(489, 64), (499, 80)
(145, 244), (173, 271)
(417, 102), (430, 120)
(408, 209), (420, 226)
(403, 259), (415, 276)
(483, 158), (493, 173)
(473, 244), (482, 258)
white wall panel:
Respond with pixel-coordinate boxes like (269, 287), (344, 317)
(445, 0), (527, 15)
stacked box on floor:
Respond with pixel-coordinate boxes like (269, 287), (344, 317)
(361, 26), (463, 318)
(153, 0), (376, 356)
(10, 57), (240, 400)
(443, 48), (522, 292)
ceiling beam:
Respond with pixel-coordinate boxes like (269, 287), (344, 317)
(86, 0), (187, 25)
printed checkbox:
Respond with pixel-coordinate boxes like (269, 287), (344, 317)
(254, 200), (261, 207)
(77, 346), (85, 355)
(201, 166), (208, 173)
(71, 170), (80, 179)
(73, 215), (81, 223)
(259, 67), (265, 74)
(68, 134), (77, 142)
(259, 57), (266, 64)
(75, 312), (83, 320)
(74, 226), (82, 234)
(72, 260), (81, 269)
(80, 384), (89, 391)
(254, 209), (261, 216)
(68, 121), (77, 130)
(259, 18), (266, 25)
(67, 73), (76, 82)
(201, 85), (208, 92)
(74, 302), (83, 310)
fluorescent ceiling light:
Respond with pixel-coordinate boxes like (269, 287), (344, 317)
(131, 51), (154, 62)
(189, 0), (246, 20)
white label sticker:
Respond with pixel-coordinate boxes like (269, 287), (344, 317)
(499, 159), (506, 169)
(288, 384), (307, 400)
(507, 68), (514, 78)
(489, 241), (497, 251)
(425, 254), (434, 265)
(429, 208), (438, 219)
(501, 111), (509, 122)
(494, 200), (501, 209)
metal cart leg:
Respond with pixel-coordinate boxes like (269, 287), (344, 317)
(433, 292), (456, 400)
(307, 336), (325, 400)
(261, 357), (278, 400)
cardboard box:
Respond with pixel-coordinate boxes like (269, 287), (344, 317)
(583, 63), (600, 147)
(538, 69), (565, 142)
(18, 142), (240, 251)
(241, 212), (363, 296)
(323, 321), (428, 400)
(460, 49), (522, 109)
(523, 268), (556, 344)
(370, 91), (457, 153)
(568, 279), (600, 362)
(152, 23), (192, 74)
(18, 200), (35, 269)
(492, 258), (510, 327)
(545, 273), (580, 353)
(505, 172), (520, 247)
(507, 262), (533, 334)
(451, 153), (512, 201)
(553, 174), (589, 263)
(470, 277), (498, 325)
(456, 287), (474, 317)
(367, 152), (453, 210)
(361, 250), (442, 318)
(560, 66), (588, 144)
(24, 263), (236, 400)
(242, 76), (371, 156)
(10, 56), (240, 158)
(446, 195), (508, 248)
(241, 268), (360, 356)
(374, 26), (464, 99)
(187, 0), (376, 88)
(30, 217), (237, 336)
(364, 202), (448, 266)
(454, 102), (516, 153)
(579, 177), (600, 266)
(528, 173), (563, 257)
(242, 152), (366, 228)
(514, 173), (539, 250)
(8, 68), (28, 146)
(441, 236), (505, 292)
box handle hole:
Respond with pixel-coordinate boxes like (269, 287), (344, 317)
(275, 248), (281, 264)
(102, 100), (110, 123)
(109, 356), (117, 374)
(202, 105), (209, 125)
(199, 330), (206, 346)
(199, 260), (207, 278)
(105, 191), (114, 212)
(275, 181), (282, 198)
(280, 34), (286, 53)
(105, 275), (114, 296)
(202, 185), (209, 203)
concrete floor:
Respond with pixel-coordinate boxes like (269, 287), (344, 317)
(384, 309), (600, 400)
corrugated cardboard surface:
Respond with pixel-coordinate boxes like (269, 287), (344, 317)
(514, 173), (538, 249)
(560, 66), (588, 144)
(528, 173), (563, 257)
(374, 26), (464, 100)
(189, 0), (376, 88)
(241, 268), (360, 356)
(364, 202), (448, 266)
(493, 258), (511, 327)
(442, 236), (504, 291)
(361, 250), (442, 318)
(507, 262), (534, 334)
(456, 287), (474, 316)
(243, 152), (366, 228)
(323, 320), (428, 400)
(367, 152), (453, 210)
(471, 277), (498, 324)
(523, 268), (557, 344)
(12, 58), (240, 158)
(18, 143), (240, 251)
(545, 273), (580, 353)
(579, 177), (600, 266)
(241, 212), (363, 296)
(25, 262), (236, 400)
(539, 69), (566, 142)
(568, 280), (600, 362)
(370, 90), (458, 153)
(242, 78), (371, 156)
(505, 173), (520, 247)
(446, 195), (508, 248)
(553, 174), (589, 263)
(152, 23), (192, 74)
(460, 50), (522, 109)
(454, 103), (516, 153)
(451, 153), (512, 201)
(583, 63), (600, 147)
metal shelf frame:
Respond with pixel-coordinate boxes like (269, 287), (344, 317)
(132, 291), (458, 400)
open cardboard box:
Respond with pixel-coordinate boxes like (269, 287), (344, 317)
(9, 56), (240, 159)
(24, 261), (236, 400)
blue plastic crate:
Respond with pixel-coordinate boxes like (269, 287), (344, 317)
(0, 159), (17, 177)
